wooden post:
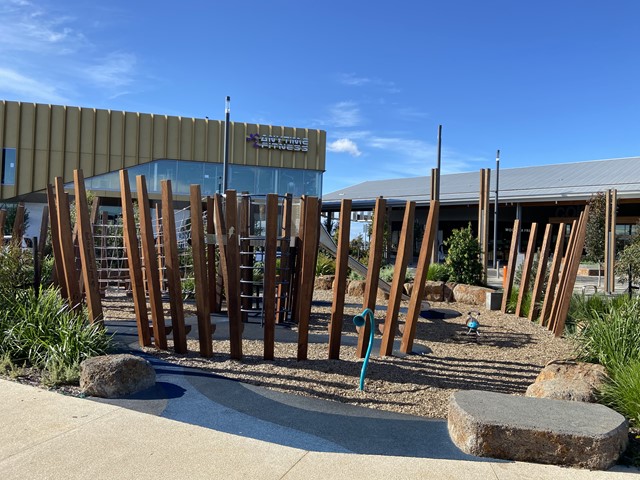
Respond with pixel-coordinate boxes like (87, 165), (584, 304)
(190, 184), (213, 358)
(161, 179), (188, 353)
(276, 194), (292, 323)
(501, 219), (521, 313)
(328, 199), (352, 360)
(263, 193), (279, 360)
(528, 223), (552, 322)
(552, 207), (590, 336)
(206, 196), (220, 313)
(154, 205), (165, 292)
(401, 200), (439, 354)
(214, 192), (243, 359)
(478, 169), (491, 282)
(120, 170), (151, 347)
(296, 196), (320, 361)
(289, 196), (306, 324)
(74, 170), (103, 324)
(45, 186), (67, 298)
(37, 205), (49, 263)
(605, 190), (611, 293)
(239, 194), (251, 321)
(0, 209), (6, 236)
(515, 222), (538, 317)
(356, 197), (387, 358)
(380, 201), (416, 357)
(54, 178), (82, 309)
(11, 202), (25, 242)
(137, 175), (167, 350)
(540, 223), (567, 326)
(609, 189), (617, 293)
(548, 220), (579, 332)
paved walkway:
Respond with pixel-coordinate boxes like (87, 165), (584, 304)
(0, 308), (638, 479)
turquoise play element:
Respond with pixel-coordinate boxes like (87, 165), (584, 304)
(353, 308), (375, 391)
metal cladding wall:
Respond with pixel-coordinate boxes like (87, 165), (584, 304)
(0, 100), (326, 200)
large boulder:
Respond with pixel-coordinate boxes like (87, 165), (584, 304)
(423, 281), (444, 302)
(452, 284), (494, 306)
(443, 282), (457, 302)
(80, 354), (156, 398)
(448, 390), (628, 470)
(526, 360), (608, 402)
(347, 280), (366, 297)
(314, 275), (335, 290)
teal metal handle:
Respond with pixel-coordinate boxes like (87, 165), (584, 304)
(353, 308), (375, 391)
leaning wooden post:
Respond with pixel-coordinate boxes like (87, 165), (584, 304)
(0, 209), (6, 236)
(120, 170), (151, 347)
(401, 200), (439, 354)
(552, 207), (590, 336)
(74, 170), (103, 324)
(289, 196), (306, 324)
(37, 205), (49, 263)
(161, 180), (188, 354)
(206, 196), (220, 313)
(501, 219), (521, 313)
(137, 175), (167, 350)
(328, 198), (352, 360)
(478, 169), (491, 282)
(11, 202), (25, 242)
(548, 220), (580, 332)
(214, 191), (243, 360)
(239, 194), (251, 321)
(54, 178), (82, 309)
(190, 184), (213, 358)
(540, 223), (567, 327)
(296, 196), (320, 361)
(154, 205), (165, 292)
(45, 185), (67, 299)
(380, 201), (416, 357)
(263, 193), (279, 360)
(528, 223), (552, 322)
(356, 197), (386, 358)
(515, 222), (538, 317)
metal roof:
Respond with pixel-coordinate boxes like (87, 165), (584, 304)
(322, 156), (640, 208)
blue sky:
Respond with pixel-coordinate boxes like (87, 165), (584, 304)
(1, 0), (639, 195)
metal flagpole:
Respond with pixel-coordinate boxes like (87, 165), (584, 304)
(222, 96), (231, 193)
(493, 149), (500, 269)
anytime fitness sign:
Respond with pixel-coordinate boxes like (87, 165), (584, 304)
(246, 133), (309, 152)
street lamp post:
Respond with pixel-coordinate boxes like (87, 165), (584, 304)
(222, 96), (231, 193)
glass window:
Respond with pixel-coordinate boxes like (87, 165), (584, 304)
(175, 160), (204, 195)
(2, 148), (16, 185)
(229, 165), (256, 193)
(202, 163), (222, 195)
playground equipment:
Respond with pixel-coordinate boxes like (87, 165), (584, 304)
(465, 311), (480, 336)
(353, 308), (375, 391)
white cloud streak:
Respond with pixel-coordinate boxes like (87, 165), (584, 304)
(327, 138), (362, 157)
(84, 52), (137, 88)
(0, 67), (68, 103)
(329, 101), (362, 128)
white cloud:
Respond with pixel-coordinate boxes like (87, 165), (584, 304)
(0, 67), (68, 103)
(84, 52), (136, 88)
(329, 101), (362, 128)
(337, 73), (371, 86)
(327, 138), (362, 157)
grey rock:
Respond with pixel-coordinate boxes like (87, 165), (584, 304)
(423, 281), (444, 302)
(314, 275), (335, 290)
(80, 354), (156, 398)
(526, 360), (608, 402)
(452, 284), (494, 306)
(347, 280), (366, 297)
(448, 390), (628, 470)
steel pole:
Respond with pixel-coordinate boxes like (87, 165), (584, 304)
(222, 96), (231, 192)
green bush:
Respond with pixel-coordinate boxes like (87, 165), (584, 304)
(379, 264), (414, 284)
(0, 287), (112, 383)
(427, 263), (450, 282)
(443, 224), (483, 286)
(504, 287), (532, 316)
(599, 359), (640, 428)
(573, 296), (640, 371)
(316, 252), (336, 276)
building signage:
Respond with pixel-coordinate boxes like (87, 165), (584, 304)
(246, 133), (309, 152)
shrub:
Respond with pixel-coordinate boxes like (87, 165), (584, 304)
(427, 263), (450, 282)
(504, 287), (532, 316)
(599, 359), (640, 428)
(0, 287), (112, 382)
(316, 252), (336, 276)
(379, 264), (414, 284)
(443, 224), (483, 286)
(573, 296), (640, 371)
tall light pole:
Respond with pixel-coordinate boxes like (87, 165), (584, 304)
(493, 149), (500, 269)
(432, 125), (442, 262)
(222, 96), (231, 193)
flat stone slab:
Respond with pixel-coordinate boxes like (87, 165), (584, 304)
(448, 390), (628, 470)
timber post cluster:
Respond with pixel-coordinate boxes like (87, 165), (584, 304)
(500, 207), (590, 336)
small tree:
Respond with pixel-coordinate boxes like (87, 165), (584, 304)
(1, 203), (30, 237)
(444, 223), (483, 286)
(584, 192), (607, 286)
